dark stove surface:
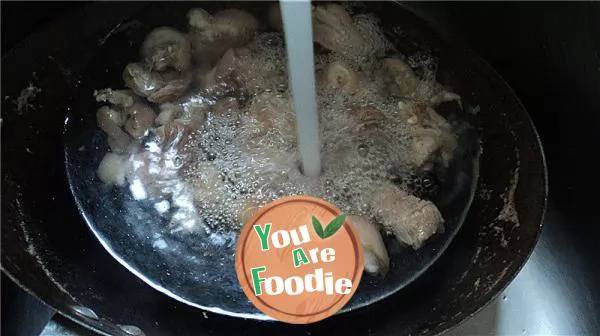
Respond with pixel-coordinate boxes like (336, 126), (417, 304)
(2, 2), (599, 335)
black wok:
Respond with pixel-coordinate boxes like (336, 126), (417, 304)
(1, 2), (547, 335)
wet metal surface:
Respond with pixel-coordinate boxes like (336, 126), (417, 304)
(38, 205), (600, 335)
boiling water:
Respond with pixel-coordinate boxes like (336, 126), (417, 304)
(280, 0), (321, 177)
(116, 6), (453, 241)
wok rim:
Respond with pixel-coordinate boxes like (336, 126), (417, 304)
(0, 2), (548, 334)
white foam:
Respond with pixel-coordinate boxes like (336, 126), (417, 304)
(153, 238), (168, 249)
(129, 178), (147, 200)
(154, 200), (170, 214)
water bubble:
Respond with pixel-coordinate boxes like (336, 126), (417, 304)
(115, 27), (457, 244)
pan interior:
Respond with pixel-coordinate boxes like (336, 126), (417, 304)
(64, 2), (479, 318)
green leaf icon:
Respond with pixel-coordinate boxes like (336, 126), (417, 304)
(323, 214), (347, 238)
(312, 216), (325, 239)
